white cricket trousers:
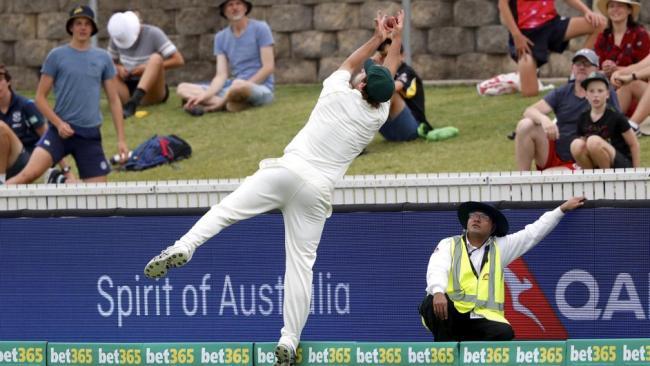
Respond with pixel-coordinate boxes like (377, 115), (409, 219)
(177, 165), (330, 351)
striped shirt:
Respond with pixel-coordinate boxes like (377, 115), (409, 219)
(107, 24), (177, 72)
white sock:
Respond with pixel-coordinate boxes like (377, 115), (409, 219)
(0, 174), (5, 184)
(629, 120), (639, 129)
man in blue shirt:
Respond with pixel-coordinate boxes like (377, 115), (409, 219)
(0, 65), (75, 184)
(7, 5), (128, 184)
(177, 0), (275, 116)
(514, 49), (621, 171)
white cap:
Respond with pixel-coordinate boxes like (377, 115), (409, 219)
(108, 11), (140, 49)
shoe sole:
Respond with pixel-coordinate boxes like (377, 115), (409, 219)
(273, 345), (295, 366)
(144, 251), (189, 279)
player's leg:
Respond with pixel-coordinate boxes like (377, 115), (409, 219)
(276, 183), (329, 359)
(0, 123), (23, 180)
(138, 53), (168, 106)
(225, 80), (273, 112)
(177, 82), (227, 112)
(570, 138), (594, 169)
(144, 166), (297, 278)
(585, 135), (617, 168)
(5, 147), (54, 184)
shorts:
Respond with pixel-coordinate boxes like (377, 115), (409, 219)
(198, 79), (274, 106)
(36, 124), (110, 179)
(125, 77), (169, 103)
(6, 148), (30, 179)
(508, 16), (571, 67)
(613, 150), (632, 168)
(536, 138), (575, 171)
(379, 106), (420, 141)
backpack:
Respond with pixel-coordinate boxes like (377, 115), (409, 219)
(121, 134), (192, 171)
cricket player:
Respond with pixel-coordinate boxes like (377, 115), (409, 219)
(144, 10), (404, 366)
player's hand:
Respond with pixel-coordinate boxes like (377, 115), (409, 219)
(57, 121), (75, 139)
(614, 73), (634, 86)
(130, 64), (146, 77)
(601, 60), (617, 77)
(560, 196), (586, 212)
(185, 93), (208, 109)
(391, 10), (405, 37)
(373, 11), (390, 40)
(432, 292), (448, 320)
(513, 32), (533, 59)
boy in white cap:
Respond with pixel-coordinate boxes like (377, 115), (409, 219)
(107, 10), (185, 118)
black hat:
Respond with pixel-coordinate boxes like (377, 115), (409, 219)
(218, 0), (253, 19)
(458, 201), (509, 237)
(66, 5), (98, 36)
(581, 71), (610, 90)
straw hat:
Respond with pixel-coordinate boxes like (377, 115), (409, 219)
(597, 0), (641, 21)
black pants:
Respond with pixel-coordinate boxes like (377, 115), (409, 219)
(419, 294), (514, 342)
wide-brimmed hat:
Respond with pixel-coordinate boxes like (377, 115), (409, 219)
(458, 201), (509, 237)
(108, 11), (141, 49)
(66, 5), (98, 36)
(362, 59), (395, 104)
(597, 0), (641, 21)
(218, 0), (253, 19)
(581, 71), (610, 89)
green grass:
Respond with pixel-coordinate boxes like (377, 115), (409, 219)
(91, 84), (650, 181)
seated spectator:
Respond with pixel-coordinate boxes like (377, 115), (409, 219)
(107, 10), (185, 119)
(594, 0), (648, 79)
(0, 65), (76, 184)
(611, 53), (650, 133)
(514, 49), (620, 171)
(498, 0), (606, 97)
(7, 5), (128, 184)
(177, 0), (274, 116)
(571, 72), (639, 168)
(372, 39), (432, 141)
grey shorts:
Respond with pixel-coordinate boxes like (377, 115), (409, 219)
(198, 79), (274, 106)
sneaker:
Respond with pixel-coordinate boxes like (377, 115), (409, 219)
(273, 344), (295, 366)
(185, 106), (205, 117)
(44, 168), (66, 184)
(426, 126), (459, 142)
(123, 101), (137, 119)
(144, 244), (193, 279)
(417, 123), (432, 139)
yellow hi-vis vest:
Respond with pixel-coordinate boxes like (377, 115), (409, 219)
(446, 235), (508, 324)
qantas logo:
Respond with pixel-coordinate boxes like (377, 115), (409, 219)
(504, 259), (568, 339)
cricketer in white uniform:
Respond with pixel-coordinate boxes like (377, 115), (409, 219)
(144, 10), (405, 366)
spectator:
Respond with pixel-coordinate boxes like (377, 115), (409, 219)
(177, 0), (274, 116)
(7, 5), (128, 184)
(107, 10), (185, 119)
(372, 39), (433, 141)
(0, 64), (76, 184)
(498, 0), (607, 97)
(419, 197), (585, 341)
(594, 0), (648, 79)
(571, 72), (639, 168)
(611, 53), (650, 134)
(514, 49), (620, 171)
(144, 11), (402, 366)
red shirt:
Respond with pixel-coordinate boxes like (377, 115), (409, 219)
(595, 25), (650, 67)
(512, 0), (558, 29)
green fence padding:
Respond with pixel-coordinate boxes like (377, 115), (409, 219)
(0, 341), (46, 366)
(355, 342), (458, 365)
(460, 341), (566, 366)
(47, 342), (252, 366)
(255, 342), (356, 366)
(567, 339), (650, 365)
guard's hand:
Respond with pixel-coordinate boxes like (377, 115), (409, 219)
(432, 292), (448, 320)
(560, 196), (586, 213)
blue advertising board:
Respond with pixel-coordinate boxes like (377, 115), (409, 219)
(0, 206), (648, 341)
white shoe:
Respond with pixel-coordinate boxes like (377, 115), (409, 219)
(144, 244), (193, 279)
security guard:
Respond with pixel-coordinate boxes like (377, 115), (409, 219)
(419, 197), (585, 341)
